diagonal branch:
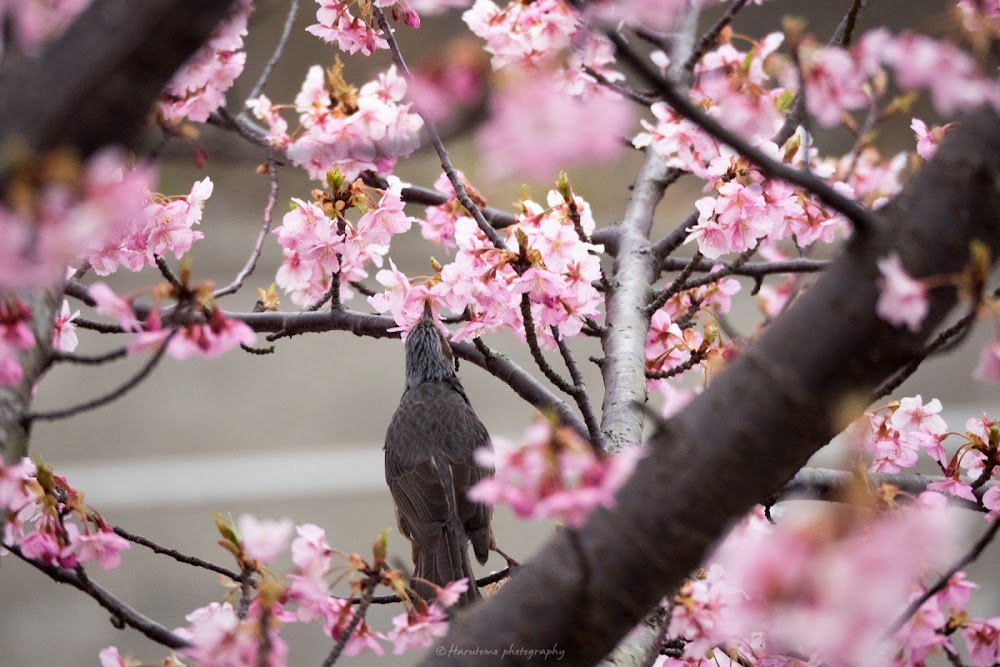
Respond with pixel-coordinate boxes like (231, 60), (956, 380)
(425, 107), (1000, 667)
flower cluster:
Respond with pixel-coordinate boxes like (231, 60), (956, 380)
(0, 298), (36, 386)
(158, 0), (253, 123)
(0, 148), (151, 289)
(86, 177), (213, 276)
(273, 173), (412, 306)
(468, 418), (644, 526)
(850, 399), (1000, 518)
(100, 518), (472, 665)
(658, 493), (997, 666)
(249, 64), (423, 183)
(371, 178), (604, 345)
(463, 0), (579, 71)
(1, 458), (130, 571)
(306, 0), (420, 56)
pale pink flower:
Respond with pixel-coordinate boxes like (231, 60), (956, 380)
(88, 283), (142, 332)
(963, 617), (1000, 666)
(159, 0), (252, 122)
(291, 523), (333, 574)
(0, 457), (38, 515)
(1, 0), (90, 56)
(71, 526), (130, 570)
(168, 310), (256, 360)
(476, 71), (634, 182)
(983, 485), (1000, 521)
(910, 118), (950, 160)
(801, 45), (869, 127)
(50, 300), (79, 352)
(435, 579), (470, 607)
(306, 0), (388, 56)
(927, 477), (976, 502)
(890, 395), (947, 436)
(386, 605), (449, 655)
(321, 597), (385, 656)
(876, 253), (928, 332)
(974, 339), (1000, 383)
(97, 646), (130, 667)
(356, 176), (412, 245)
(237, 514), (294, 564)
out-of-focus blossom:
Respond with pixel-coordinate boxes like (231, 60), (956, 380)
(876, 253), (928, 332)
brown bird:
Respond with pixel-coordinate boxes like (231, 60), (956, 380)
(384, 304), (494, 606)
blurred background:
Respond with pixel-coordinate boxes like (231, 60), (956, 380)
(1, 0), (997, 665)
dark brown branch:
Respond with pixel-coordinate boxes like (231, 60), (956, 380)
(554, 329), (605, 451)
(111, 524), (241, 581)
(5, 543), (191, 650)
(682, 0), (750, 73)
(520, 295), (577, 396)
(50, 346), (128, 366)
(660, 257), (829, 277)
(28, 331), (176, 423)
(154, 256), (183, 290)
(646, 252), (703, 315)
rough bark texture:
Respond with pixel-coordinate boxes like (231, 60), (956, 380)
(0, 0), (234, 462)
(424, 109), (1000, 666)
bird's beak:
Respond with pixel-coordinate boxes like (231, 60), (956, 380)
(421, 300), (434, 322)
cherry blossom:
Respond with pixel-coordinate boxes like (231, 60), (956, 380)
(97, 646), (133, 667)
(477, 70), (635, 182)
(469, 419), (645, 526)
(910, 118), (950, 160)
(974, 338), (1000, 383)
(158, 0), (253, 122)
(799, 43), (869, 128)
(963, 617), (1000, 666)
(306, 0), (389, 56)
(356, 176), (413, 246)
(69, 523), (130, 570)
(876, 252), (928, 332)
(237, 514), (294, 564)
(50, 300), (80, 353)
(0, 298), (36, 387)
(463, 0), (579, 71)
(270, 64), (424, 182)
(88, 283), (142, 332)
(386, 604), (449, 655)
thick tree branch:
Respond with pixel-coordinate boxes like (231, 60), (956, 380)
(426, 108), (1000, 666)
(598, 151), (672, 452)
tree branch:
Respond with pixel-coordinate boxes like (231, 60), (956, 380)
(425, 107), (1000, 667)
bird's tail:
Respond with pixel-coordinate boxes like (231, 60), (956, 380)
(413, 524), (480, 607)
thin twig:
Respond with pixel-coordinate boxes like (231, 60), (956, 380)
(154, 256), (183, 290)
(584, 65), (656, 106)
(215, 156), (280, 298)
(645, 347), (706, 380)
(871, 311), (978, 401)
(554, 329), (605, 451)
(50, 346), (128, 366)
(661, 257), (829, 276)
(683, 0), (750, 73)
(371, 5), (507, 250)
(322, 576), (377, 667)
(244, 0), (299, 104)
(647, 252), (703, 315)
(520, 295), (577, 396)
(257, 601), (273, 667)
(679, 247), (757, 291)
(360, 567), (512, 604)
(608, 30), (877, 236)
(5, 543), (191, 650)
(887, 519), (1000, 635)
(27, 331), (176, 423)
(111, 523), (241, 580)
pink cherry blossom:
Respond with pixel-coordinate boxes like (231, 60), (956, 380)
(963, 617), (1000, 666)
(88, 283), (142, 332)
(463, 0), (579, 71)
(356, 176), (412, 245)
(167, 309), (257, 360)
(983, 485), (1000, 521)
(876, 253), (928, 332)
(306, 0), (388, 56)
(321, 597), (386, 656)
(237, 514), (294, 564)
(974, 338), (1000, 383)
(800, 44), (869, 127)
(476, 70), (634, 182)
(0, 457), (38, 515)
(890, 395), (947, 436)
(97, 646), (130, 667)
(0, 0), (91, 56)
(71, 525), (130, 570)
(291, 523), (333, 574)
(386, 605), (449, 655)
(50, 300), (80, 353)
(910, 118), (950, 160)
(158, 0), (252, 122)
(469, 419), (645, 526)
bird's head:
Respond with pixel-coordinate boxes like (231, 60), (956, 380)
(403, 301), (456, 388)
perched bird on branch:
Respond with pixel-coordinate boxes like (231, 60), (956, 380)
(384, 304), (494, 606)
